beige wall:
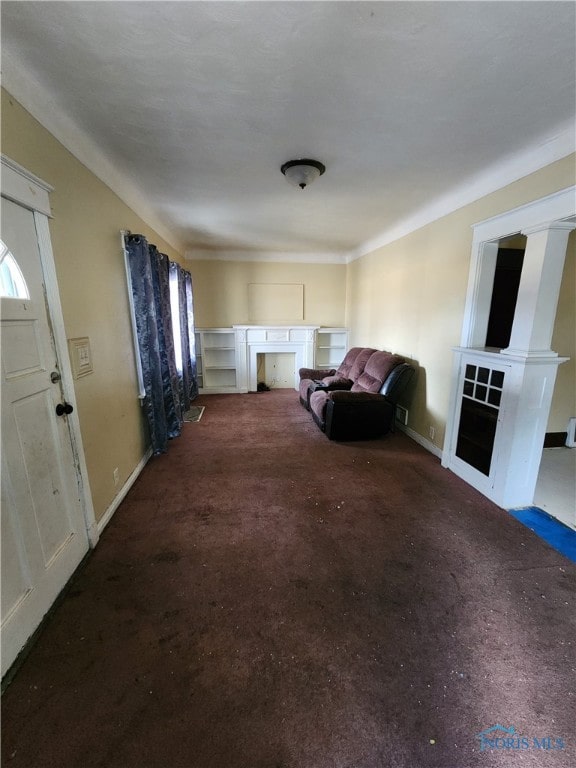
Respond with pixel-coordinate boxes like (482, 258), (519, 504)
(346, 155), (576, 449)
(1, 89), (186, 522)
(188, 258), (346, 328)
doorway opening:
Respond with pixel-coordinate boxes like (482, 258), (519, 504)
(485, 235), (526, 349)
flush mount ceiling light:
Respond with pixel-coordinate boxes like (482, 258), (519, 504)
(281, 159), (326, 190)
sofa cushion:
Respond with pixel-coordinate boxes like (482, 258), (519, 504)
(334, 347), (364, 379)
(346, 347), (377, 383)
(351, 351), (405, 394)
(319, 375), (353, 388)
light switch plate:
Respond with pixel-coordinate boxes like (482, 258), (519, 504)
(68, 337), (93, 378)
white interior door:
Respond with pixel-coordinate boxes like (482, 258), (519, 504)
(1, 196), (90, 677)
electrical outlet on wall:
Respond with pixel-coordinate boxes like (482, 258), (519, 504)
(429, 426), (436, 442)
(113, 467), (120, 486)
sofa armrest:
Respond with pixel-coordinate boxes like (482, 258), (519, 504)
(298, 367), (335, 380)
(380, 363), (415, 403)
(312, 377), (353, 391)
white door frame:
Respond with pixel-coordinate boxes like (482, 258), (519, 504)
(442, 185), (576, 508)
(458, 186), (576, 350)
(1, 154), (98, 547)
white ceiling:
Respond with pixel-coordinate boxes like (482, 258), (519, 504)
(2, 1), (575, 262)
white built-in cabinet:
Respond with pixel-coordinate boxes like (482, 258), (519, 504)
(315, 327), (349, 369)
(194, 327), (348, 393)
(445, 347), (568, 509)
(194, 328), (238, 394)
(194, 331), (203, 390)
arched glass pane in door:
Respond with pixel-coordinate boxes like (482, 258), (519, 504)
(0, 240), (30, 299)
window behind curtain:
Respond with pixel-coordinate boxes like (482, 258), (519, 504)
(122, 232), (197, 454)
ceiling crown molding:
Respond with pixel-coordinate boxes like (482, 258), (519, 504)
(185, 249), (347, 264)
(347, 119), (575, 263)
(2, 53), (186, 255)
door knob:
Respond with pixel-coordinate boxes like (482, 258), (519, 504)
(55, 402), (74, 416)
(50, 371), (61, 383)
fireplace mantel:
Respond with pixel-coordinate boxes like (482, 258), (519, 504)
(234, 325), (319, 392)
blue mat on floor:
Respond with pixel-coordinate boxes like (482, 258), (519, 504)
(509, 507), (576, 562)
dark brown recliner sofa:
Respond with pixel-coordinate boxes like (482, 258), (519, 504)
(308, 350), (415, 440)
(298, 347), (376, 409)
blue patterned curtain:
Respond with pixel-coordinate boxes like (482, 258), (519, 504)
(124, 234), (197, 454)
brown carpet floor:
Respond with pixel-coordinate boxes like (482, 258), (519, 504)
(2, 390), (575, 768)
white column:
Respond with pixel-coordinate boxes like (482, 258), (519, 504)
(495, 356), (568, 508)
(305, 328), (316, 368)
(235, 328), (248, 393)
(503, 221), (575, 358)
(461, 240), (499, 348)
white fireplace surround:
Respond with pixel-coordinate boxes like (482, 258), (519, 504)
(234, 325), (318, 392)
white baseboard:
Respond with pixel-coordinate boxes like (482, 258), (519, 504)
(397, 423), (443, 459)
(97, 447), (153, 535)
